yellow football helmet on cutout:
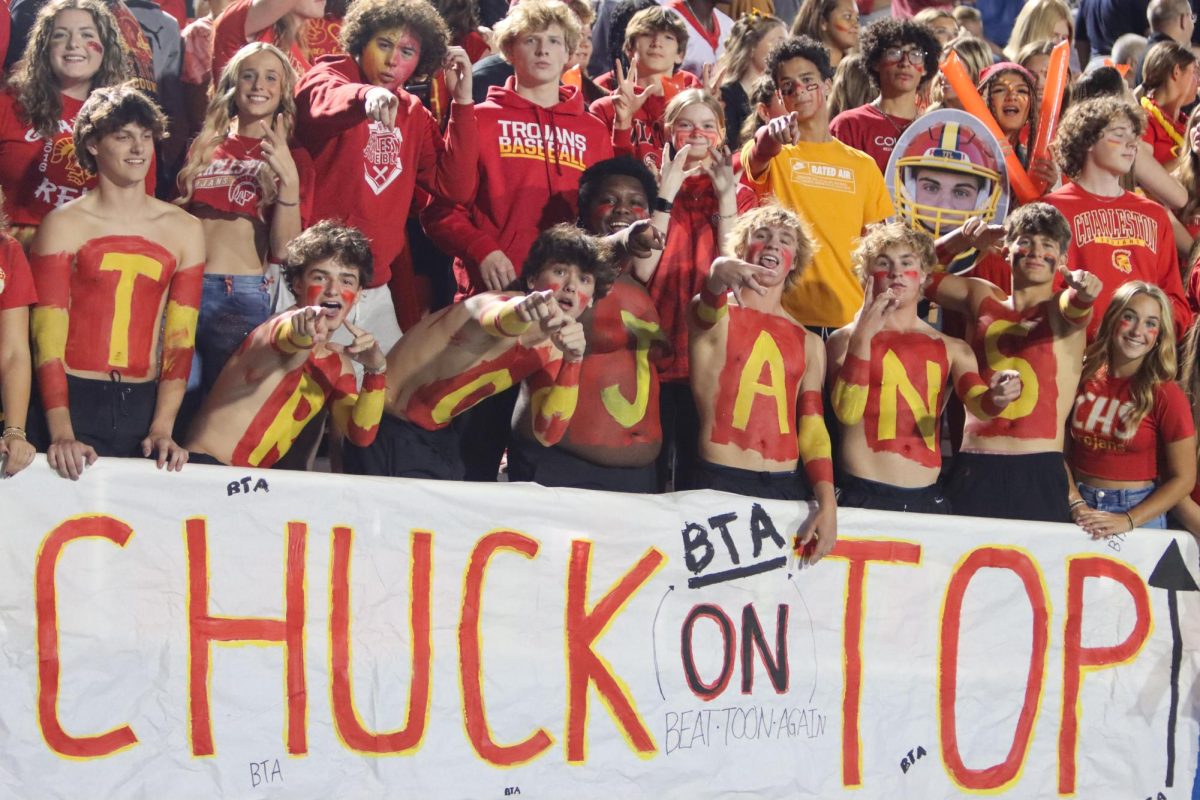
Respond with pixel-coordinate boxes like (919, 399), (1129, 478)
(894, 121), (1003, 238)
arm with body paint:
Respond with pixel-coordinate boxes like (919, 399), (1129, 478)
(527, 308), (586, 446)
(830, 284), (893, 425)
(28, 221), (94, 480)
(922, 262), (1004, 318)
(796, 330), (836, 564)
(1055, 268), (1101, 329)
(327, 320), (388, 445)
(470, 291), (565, 339)
(143, 218), (206, 471)
(933, 217), (1005, 270)
(947, 337), (1021, 421)
(329, 368), (388, 446)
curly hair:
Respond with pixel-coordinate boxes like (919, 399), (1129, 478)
(1083, 281), (1178, 438)
(176, 43), (297, 207)
(717, 12), (784, 84)
(767, 35), (833, 83)
(283, 220), (375, 291)
(340, 0), (449, 81)
(577, 156), (657, 229)
(859, 17), (941, 91)
(9, 0), (128, 140)
(521, 223), (618, 300)
(1004, 202), (1071, 251)
(495, 0), (583, 61)
(1053, 97), (1144, 178)
(851, 221), (936, 287)
(73, 82), (167, 175)
(727, 204), (815, 291)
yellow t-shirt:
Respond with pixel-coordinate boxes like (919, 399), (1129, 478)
(741, 137), (894, 328)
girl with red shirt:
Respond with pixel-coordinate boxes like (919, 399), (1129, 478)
(0, 0), (130, 247)
(1138, 41), (1196, 167)
(210, 0), (327, 80)
(631, 89), (756, 488)
(1068, 282), (1196, 536)
(176, 42), (312, 394)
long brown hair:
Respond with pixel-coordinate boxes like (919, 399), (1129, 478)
(1082, 281), (1178, 438)
(9, 0), (128, 139)
(717, 13), (784, 84)
(1174, 104), (1200, 220)
(176, 43), (297, 206)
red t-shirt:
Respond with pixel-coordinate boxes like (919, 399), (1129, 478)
(829, 104), (914, 175)
(1142, 98), (1184, 166)
(211, 0), (311, 83)
(647, 176), (757, 382)
(0, 235), (36, 309)
(1070, 372), (1194, 481)
(183, 134), (314, 226)
(1045, 182), (1193, 341)
(0, 92), (154, 227)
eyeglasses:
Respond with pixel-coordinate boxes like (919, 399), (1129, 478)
(780, 79), (822, 97)
(881, 47), (926, 66)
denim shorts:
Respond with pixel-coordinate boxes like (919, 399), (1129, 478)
(1076, 482), (1166, 529)
(190, 274), (274, 394)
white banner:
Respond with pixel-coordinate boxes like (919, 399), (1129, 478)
(1, 459), (1198, 799)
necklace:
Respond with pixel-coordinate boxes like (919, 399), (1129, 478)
(1141, 96), (1184, 157)
(869, 100), (911, 140)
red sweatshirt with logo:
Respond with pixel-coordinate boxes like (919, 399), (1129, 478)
(294, 54), (478, 288)
(420, 78), (614, 299)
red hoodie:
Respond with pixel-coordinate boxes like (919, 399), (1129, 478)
(420, 78), (614, 300)
(294, 54), (478, 288)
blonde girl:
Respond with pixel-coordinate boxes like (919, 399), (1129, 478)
(1068, 282), (1196, 535)
(717, 12), (786, 148)
(176, 42), (310, 394)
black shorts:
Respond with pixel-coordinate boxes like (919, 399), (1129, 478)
(342, 413), (465, 480)
(838, 473), (950, 514)
(507, 437), (657, 493)
(62, 374), (157, 457)
(691, 459), (810, 501)
(187, 451), (226, 466)
(946, 451), (1070, 523)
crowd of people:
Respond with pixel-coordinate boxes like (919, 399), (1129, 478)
(2, 0), (1200, 562)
